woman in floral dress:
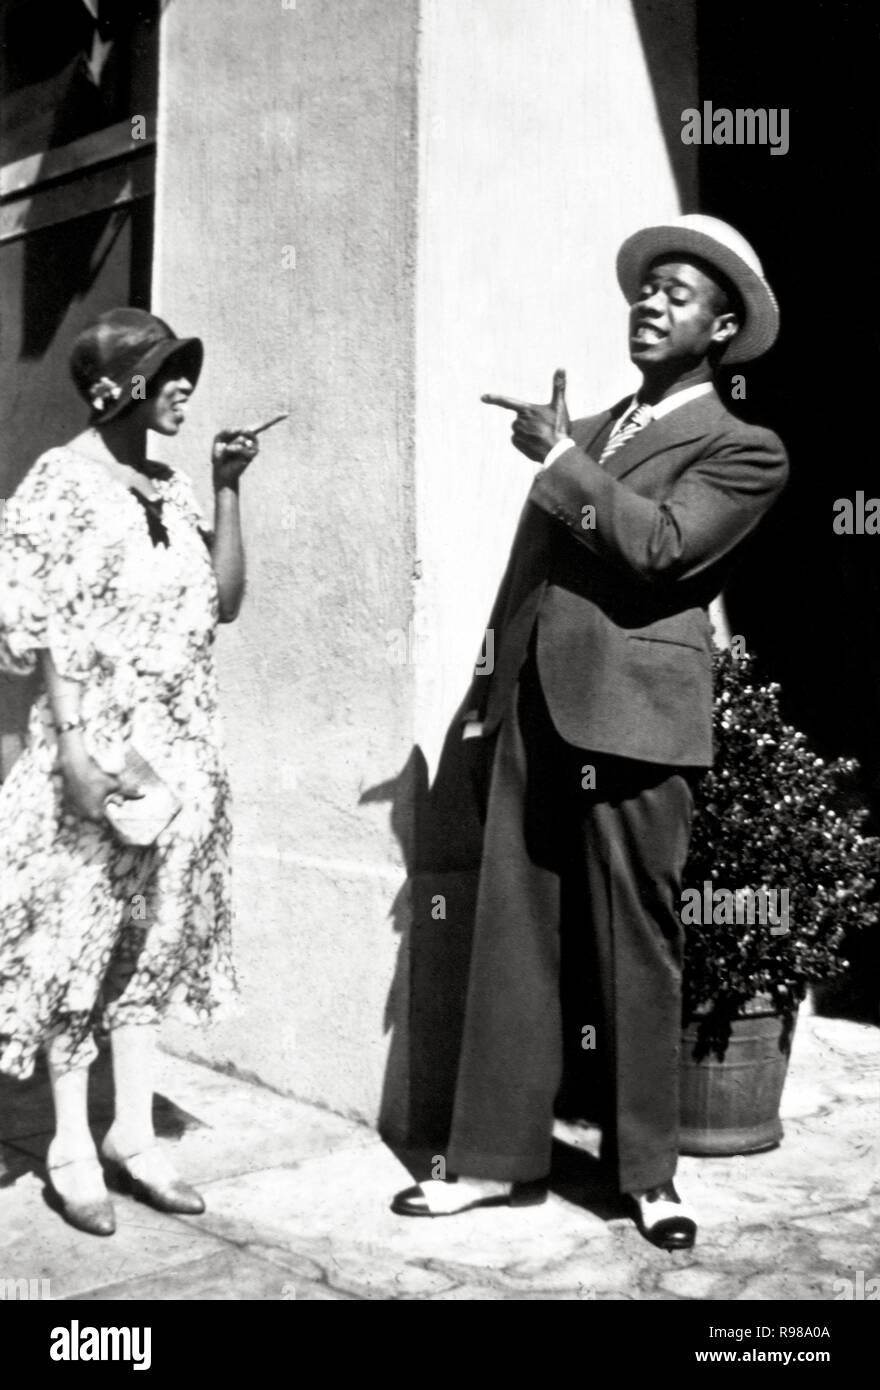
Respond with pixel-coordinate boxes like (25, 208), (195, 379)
(0, 308), (258, 1235)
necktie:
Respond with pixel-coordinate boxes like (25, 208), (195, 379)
(598, 402), (653, 465)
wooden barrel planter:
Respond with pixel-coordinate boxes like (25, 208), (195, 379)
(678, 1005), (796, 1156)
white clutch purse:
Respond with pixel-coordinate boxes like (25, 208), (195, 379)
(103, 747), (182, 847)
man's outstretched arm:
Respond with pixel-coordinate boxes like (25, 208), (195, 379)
(527, 430), (788, 586)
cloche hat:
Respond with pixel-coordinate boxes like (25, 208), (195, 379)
(69, 307), (203, 423)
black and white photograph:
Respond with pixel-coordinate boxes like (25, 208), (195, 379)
(0, 0), (877, 1353)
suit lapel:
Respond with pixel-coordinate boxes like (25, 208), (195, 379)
(571, 399), (628, 456)
(602, 389), (726, 481)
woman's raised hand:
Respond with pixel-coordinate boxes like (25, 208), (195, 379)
(211, 430), (259, 491)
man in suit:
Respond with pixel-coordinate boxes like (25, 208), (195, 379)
(393, 215), (788, 1248)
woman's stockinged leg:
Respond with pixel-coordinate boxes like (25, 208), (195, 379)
(45, 1033), (114, 1229)
(103, 1022), (159, 1157)
(101, 1022), (205, 1214)
(46, 1037), (95, 1160)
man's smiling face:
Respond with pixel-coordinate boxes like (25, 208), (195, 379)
(628, 256), (739, 370)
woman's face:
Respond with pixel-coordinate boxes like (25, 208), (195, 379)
(140, 373), (195, 435)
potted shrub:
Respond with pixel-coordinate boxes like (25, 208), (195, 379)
(679, 649), (880, 1155)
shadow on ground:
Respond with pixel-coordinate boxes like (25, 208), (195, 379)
(0, 1044), (205, 1190)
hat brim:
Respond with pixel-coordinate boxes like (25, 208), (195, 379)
(616, 226), (779, 364)
(91, 336), (204, 423)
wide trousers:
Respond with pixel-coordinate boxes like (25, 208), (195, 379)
(445, 647), (695, 1194)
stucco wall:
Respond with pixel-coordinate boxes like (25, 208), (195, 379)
(152, 0), (696, 1123)
(413, 0), (697, 765)
(152, 0), (420, 1115)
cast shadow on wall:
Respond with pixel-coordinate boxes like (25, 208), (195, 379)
(360, 706), (630, 1217)
(360, 714), (482, 1161)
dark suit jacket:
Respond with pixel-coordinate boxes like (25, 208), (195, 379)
(464, 388), (788, 767)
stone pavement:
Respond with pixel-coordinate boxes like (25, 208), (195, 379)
(1, 1003), (877, 1301)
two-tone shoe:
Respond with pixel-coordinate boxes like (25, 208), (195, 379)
(632, 1180), (697, 1250)
(392, 1176), (547, 1218)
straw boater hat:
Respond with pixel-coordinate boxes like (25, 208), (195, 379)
(69, 307), (204, 424)
(616, 214), (779, 364)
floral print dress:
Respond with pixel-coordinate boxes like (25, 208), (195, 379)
(0, 447), (236, 1079)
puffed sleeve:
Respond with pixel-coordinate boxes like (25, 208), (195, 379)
(0, 451), (104, 681)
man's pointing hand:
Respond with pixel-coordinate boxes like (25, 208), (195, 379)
(482, 369), (571, 463)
